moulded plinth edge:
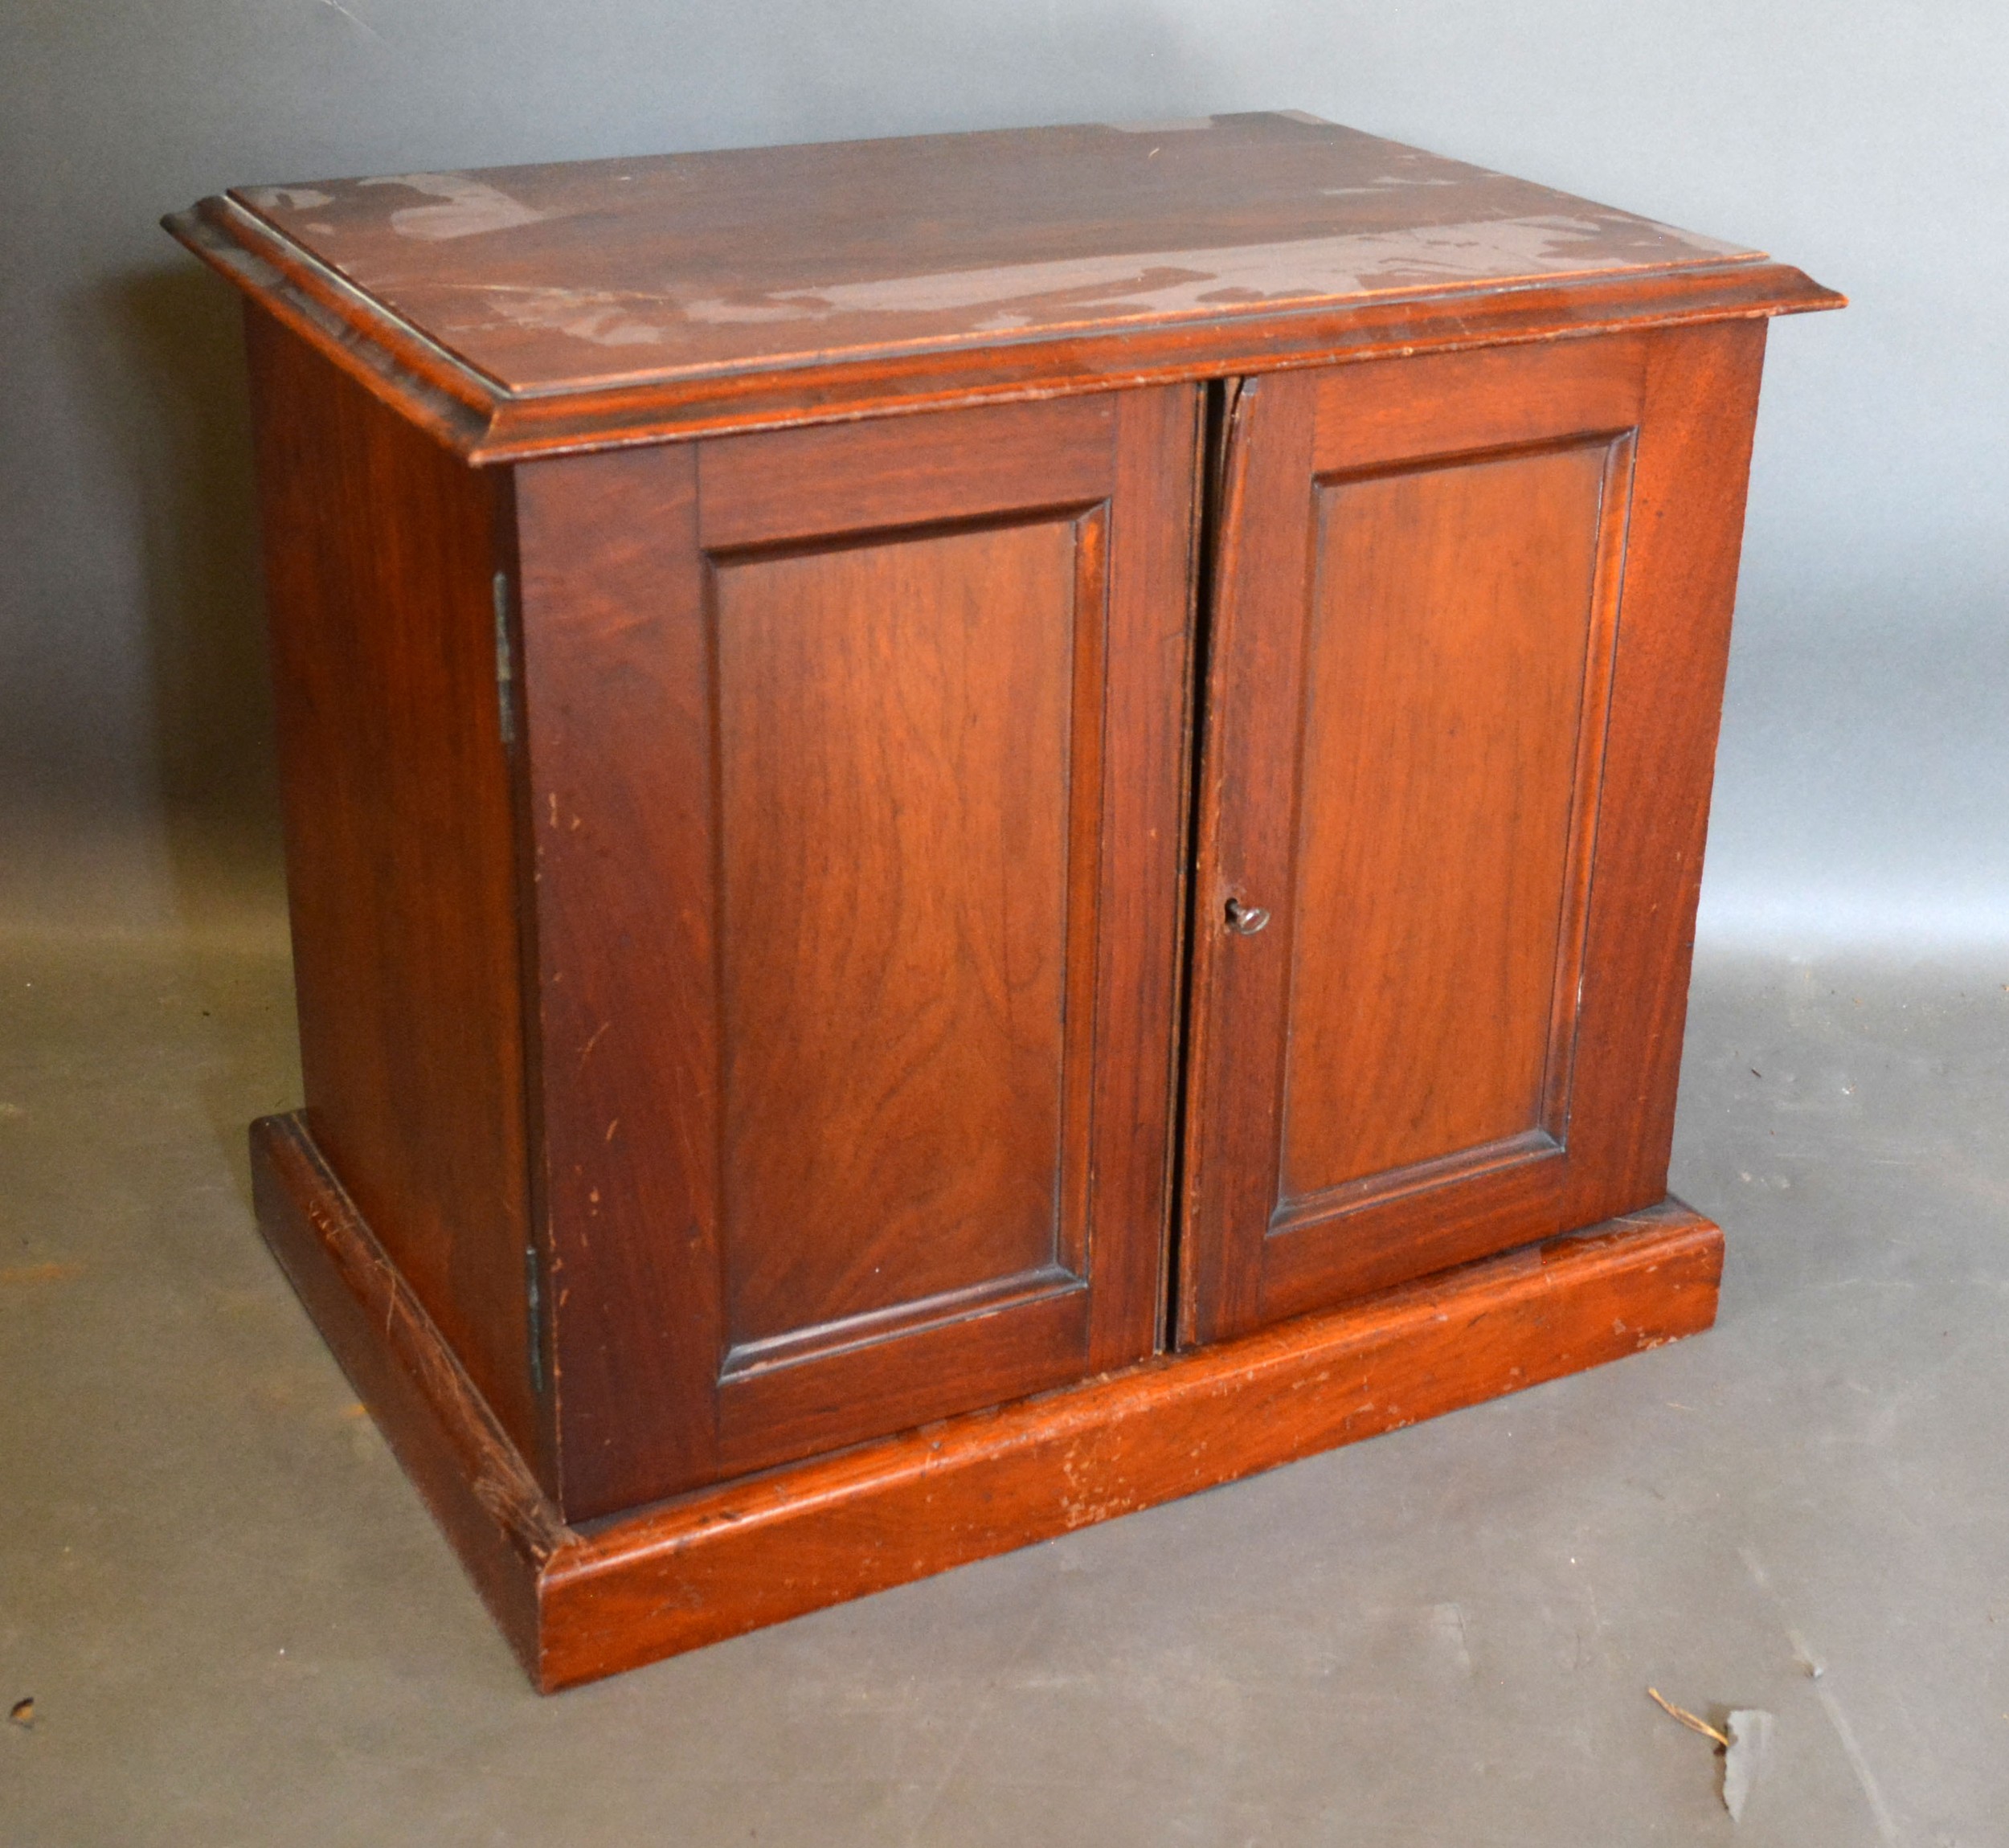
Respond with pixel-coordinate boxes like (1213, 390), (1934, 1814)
(248, 1110), (1722, 1692)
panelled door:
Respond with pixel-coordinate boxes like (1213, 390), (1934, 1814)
(516, 387), (1202, 1519)
(1180, 326), (1766, 1344)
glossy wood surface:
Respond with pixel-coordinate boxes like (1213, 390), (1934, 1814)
(1182, 329), (1763, 1342)
(223, 113), (1753, 394)
(251, 1109), (1722, 1693)
(251, 1114), (559, 1673)
(515, 389), (1199, 1519)
(196, 119), (1840, 1688)
(244, 307), (542, 1466)
(166, 117), (1840, 461)
(714, 521), (1081, 1351)
(1280, 440), (1614, 1204)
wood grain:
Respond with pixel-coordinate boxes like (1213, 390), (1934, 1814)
(514, 439), (718, 1517)
(698, 395), (1115, 547)
(249, 1110), (1721, 1695)
(1279, 440), (1612, 1203)
(1559, 319), (1771, 1211)
(712, 519), (1081, 1347)
(516, 390), (1196, 1518)
(244, 306), (541, 1465)
(165, 114), (1841, 462)
(1178, 366), (1320, 1343)
(546, 1195), (1720, 1691)
(222, 114), (1763, 397)
(250, 1115), (559, 1682)
(196, 121), (1835, 1695)
(1182, 333), (1744, 1339)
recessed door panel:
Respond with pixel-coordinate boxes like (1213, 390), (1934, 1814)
(714, 518), (1084, 1363)
(1182, 332), (1766, 1345)
(1279, 444), (1610, 1216)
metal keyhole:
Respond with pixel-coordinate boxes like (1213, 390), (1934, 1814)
(1225, 897), (1271, 935)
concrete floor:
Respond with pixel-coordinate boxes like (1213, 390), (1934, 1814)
(4, 930), (2006, 1846)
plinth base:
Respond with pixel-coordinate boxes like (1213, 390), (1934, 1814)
(250, 1111), (1722, 1692)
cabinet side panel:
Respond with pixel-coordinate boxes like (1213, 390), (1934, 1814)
(244, 305), (536, 1457)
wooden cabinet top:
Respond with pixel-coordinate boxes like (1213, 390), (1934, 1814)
(169, 112), (1840, 461)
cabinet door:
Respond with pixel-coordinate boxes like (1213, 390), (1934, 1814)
(1181, 327), (1765, 1344)
(517, 388), (1201, 1519)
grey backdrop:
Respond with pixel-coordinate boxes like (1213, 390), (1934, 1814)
(4, 0), (2003, 952)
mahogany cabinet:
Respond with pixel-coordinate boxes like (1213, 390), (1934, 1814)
(167, 112), (1839, 1689)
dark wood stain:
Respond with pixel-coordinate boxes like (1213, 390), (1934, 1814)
(1562, 320), (1773, 1207)
(714, 520), (1079, 1347)
(166, 115), (1840, 461)
(516, 391), (1193, 1518)
(1280, 440), (1612, 1201)
(251, 1109), (1724, 1693)
(244, 306), (539, 1465)
(177, 118), (1838, 1684)
(220, 114), (1767, 395)
(1180, 331), (1770, 1339)
(512, 439), (719, 1515)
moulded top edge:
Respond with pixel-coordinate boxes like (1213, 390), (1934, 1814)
(165, 115), (1843, 461)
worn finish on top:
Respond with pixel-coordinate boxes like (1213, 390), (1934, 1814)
(225, 112), (1758, 399)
